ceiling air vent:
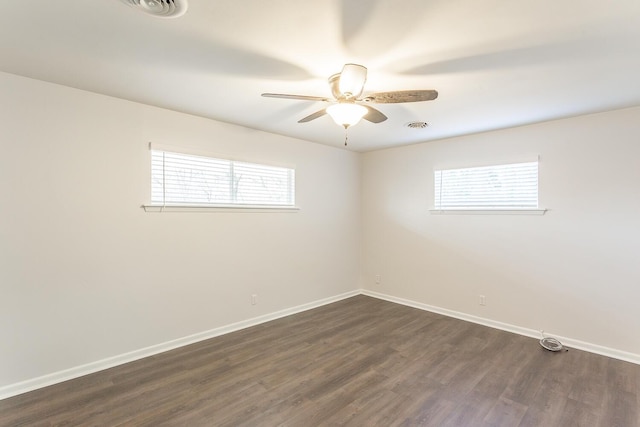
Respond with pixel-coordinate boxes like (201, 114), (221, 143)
(120, 0), (188, 18)
(406, 121), (429, 129)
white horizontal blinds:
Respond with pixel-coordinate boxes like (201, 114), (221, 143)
(233, 161), (295, 205)
(151, 150), (232, 204)
(151, 149), (295, 206)
(434, 161), (538, 209)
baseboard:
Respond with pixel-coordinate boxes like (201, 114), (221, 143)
(4, 288), (637, 401)
(0, 290), (360, 401)
(361, 289), (640, 365)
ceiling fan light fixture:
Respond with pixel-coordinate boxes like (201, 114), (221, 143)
(338, 64), (367, 98)
(262, 62), (437, 134)
(327, 103), (368, 128)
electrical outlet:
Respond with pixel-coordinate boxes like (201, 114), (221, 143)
(479, 295), (486, 306)
(251, 294), (257, 305)
(375, 275), (381, 285)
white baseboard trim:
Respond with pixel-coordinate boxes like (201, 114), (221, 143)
(361, 289), (640, 366)
(0, 290), (360, 401)
(4, 288), (638, 401)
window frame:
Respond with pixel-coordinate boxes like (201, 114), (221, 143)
(142, 143), (299, 213)
(429, 159), (546, 215)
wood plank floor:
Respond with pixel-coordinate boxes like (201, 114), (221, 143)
(1, 295), (639, 426)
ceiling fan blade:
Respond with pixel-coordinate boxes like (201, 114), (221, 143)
(262, 93), (330, 102)
(298, 108), (327, 123)
(362, 106), (387, 123)
(363, 90), (438, 104)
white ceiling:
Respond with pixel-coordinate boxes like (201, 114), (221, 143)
(1, 0), (639, 151)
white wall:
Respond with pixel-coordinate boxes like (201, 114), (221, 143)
(2, 68), (639, 395)
(362, 106), (640, 357)
(0, 72), (361, 388)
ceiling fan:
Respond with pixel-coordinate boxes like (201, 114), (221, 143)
(262, 64), (438, 133)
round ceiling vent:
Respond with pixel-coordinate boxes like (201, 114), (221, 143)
(120, 0), (188, 18)
(406, 121), (429, 129)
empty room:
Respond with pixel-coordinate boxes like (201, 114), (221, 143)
(1, 1), (639, 426)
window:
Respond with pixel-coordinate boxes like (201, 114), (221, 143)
(433, 160), (543, 213)
(150, 148), (295, 208)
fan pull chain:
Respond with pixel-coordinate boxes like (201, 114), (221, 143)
(343, 124), (349, 146)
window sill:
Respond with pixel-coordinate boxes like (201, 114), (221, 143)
(429, 208), (547, 215)
(142, 204), (300, 213)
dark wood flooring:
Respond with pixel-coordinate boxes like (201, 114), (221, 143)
(1, 295), (639, 426)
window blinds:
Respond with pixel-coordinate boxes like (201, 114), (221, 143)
(434, 161), (538, 210)
(151, 149), (295, 206)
